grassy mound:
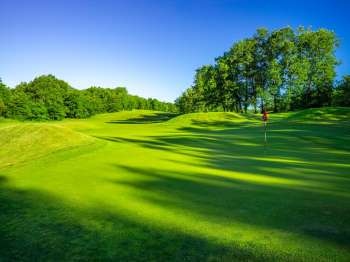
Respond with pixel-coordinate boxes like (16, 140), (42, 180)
(0, 124), (94, 169)
(167, 111), (258, 126)
(167, 107), (350, 127)
(59, 110), (177, 132)
(281, 107), (350, 122)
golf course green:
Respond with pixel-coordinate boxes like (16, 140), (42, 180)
(1, 108), (350, 261)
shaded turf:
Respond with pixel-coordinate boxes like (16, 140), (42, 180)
(0, 109), (350, 261)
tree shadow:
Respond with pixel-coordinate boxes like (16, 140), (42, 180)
(95, 119), (350, 255)
(284, 107), (350, 123)
(106, 112), (178, 124)
(0, 175), (287, 261)
(190, 119), (257, 129)
(97, 122), (350, 190)
(3, 116), (349, 260)
(107, 163), (350, 253)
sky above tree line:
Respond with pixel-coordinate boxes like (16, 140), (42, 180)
(0, 0), (349, 102)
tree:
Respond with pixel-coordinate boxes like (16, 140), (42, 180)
(192, 65), (219, 111)
(230, 39), (256, 113)
(252, 28), (270, 112)
(176, 26), (340, 114)
(13, 75), (70, 120)
(65, 89), (91, 118)
(175, 88), (196, 113)
(0, 99), (5, 117)
(2, 75), (175, 120)
(333, 75), (350, 106)
(266, 27), (296, 111)
(267, 59), (283, 112)
(0, 78), (11, 117)
(7, 90), (32, 120)
(297, 27), (339, 108)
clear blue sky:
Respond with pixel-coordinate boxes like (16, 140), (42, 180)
(1, 0), (349, 102)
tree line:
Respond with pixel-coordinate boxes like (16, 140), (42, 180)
(176, 27), (350, 113)
(0, 75), (176, 120)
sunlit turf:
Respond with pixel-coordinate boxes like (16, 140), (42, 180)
(1, 108), (350, 261)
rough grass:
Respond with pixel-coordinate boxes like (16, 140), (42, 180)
(0, 124), (94, 169)
(274, 107), (350, 123)
(166, 111), (253, 125)
(0, 108), (350, 261)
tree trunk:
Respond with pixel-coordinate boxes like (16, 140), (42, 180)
(273, 95), (277, 112)
(254, 102), (257, 114)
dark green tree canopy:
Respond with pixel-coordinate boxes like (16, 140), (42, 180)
(176, 27), (341, 113)
(333, 75), (350, 107)
(0, 75), (176, 120)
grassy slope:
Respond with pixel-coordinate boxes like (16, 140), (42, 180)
(0, 108), (350, 261)
(0, 124), (94, 169)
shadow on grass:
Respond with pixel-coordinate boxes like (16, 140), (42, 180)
(2, 117), (350, 261)
(284, 107), (350, 122)
(97, 119), (350, 252)
(106, 112), (178, 124)
(0, 176), (284, 261)
(109, 164), (350, 248)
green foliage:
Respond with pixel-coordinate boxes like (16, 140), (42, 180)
(176, 27), (340, 113)
(6, 90), (33, 120)
(64, 89), (91, 118)
(29, 102), (49, 120)
(0, 79), (11, 117)
(333, 75), (350, 106)
(0, 99), (5, 117)
(0, 75), (176, 120)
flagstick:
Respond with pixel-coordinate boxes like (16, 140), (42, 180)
(264, 121), (267, 154)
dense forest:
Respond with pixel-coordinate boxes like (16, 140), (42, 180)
(0, 75), (176, 120)
(175, 27), (350, 113)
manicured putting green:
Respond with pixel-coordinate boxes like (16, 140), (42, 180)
(0, 108), (349, 261)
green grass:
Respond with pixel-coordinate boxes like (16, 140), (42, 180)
(1, 108), (350, 261)
(0, 124), (94, 169)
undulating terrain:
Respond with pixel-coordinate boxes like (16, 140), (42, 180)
(0, 108), (350, 261)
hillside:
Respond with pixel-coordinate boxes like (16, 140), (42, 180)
(166, 111), (259, 126)
(0, 124), (94, 169)
(281, 107), (350, 122)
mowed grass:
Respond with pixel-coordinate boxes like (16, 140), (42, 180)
(0, 108), (350, 261)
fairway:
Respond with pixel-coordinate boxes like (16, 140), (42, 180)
(1, 108), (350, 261)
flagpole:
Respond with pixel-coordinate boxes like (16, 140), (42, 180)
(262, 110), (268, 154)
